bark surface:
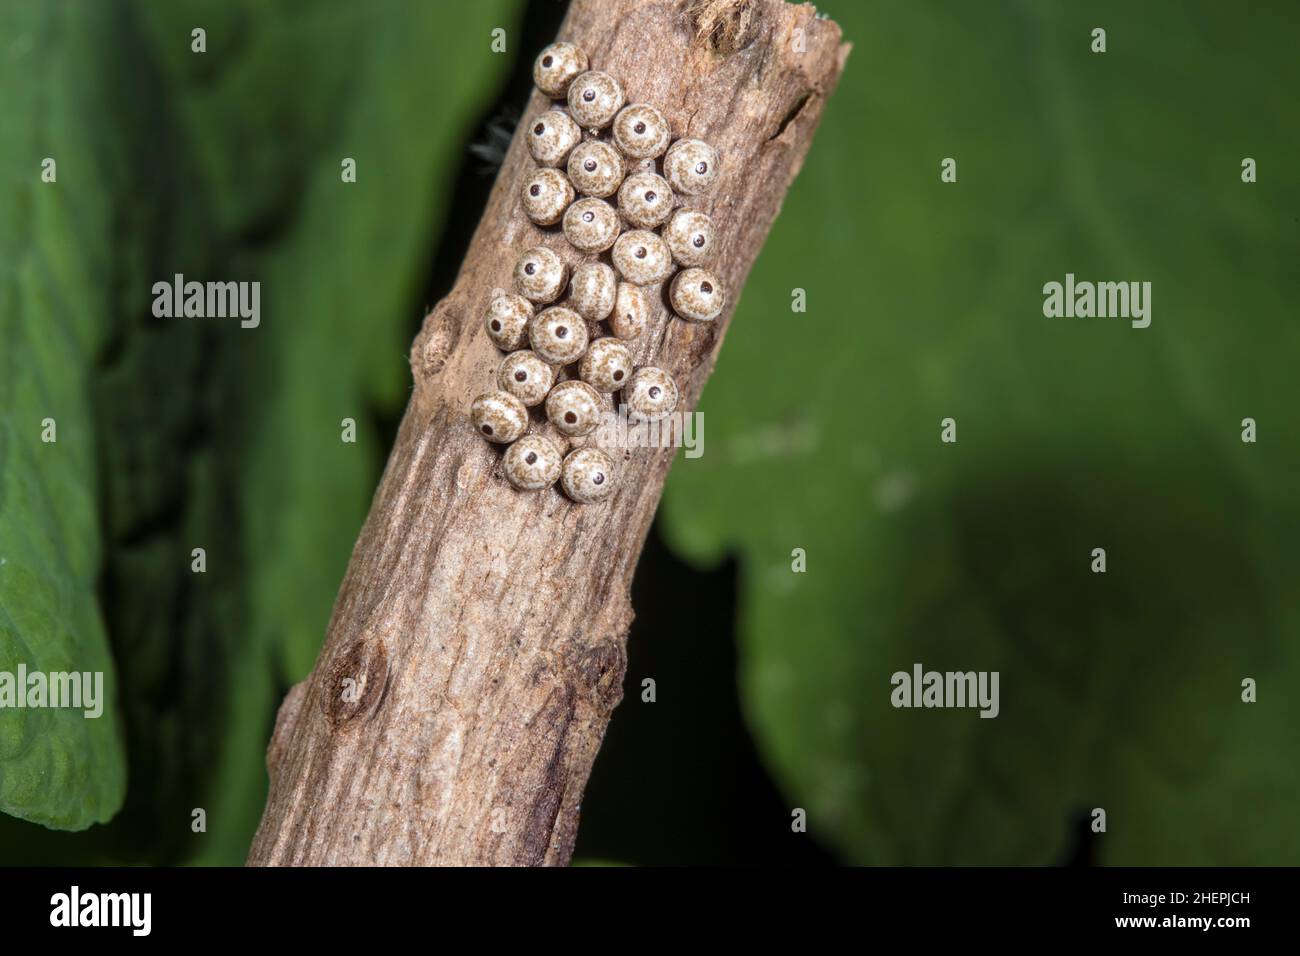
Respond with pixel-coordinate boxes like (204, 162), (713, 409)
(247, 0), (847, 866)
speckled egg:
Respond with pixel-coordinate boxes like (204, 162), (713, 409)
(569, 261), (617, 321)
(669, 268), (725, 321)
(663, 209), (715, 267)
(663, 138), (719, 195)
(513, 246), (567, 304)
(561, 447), (616, 503)
(609, 283), (650, 339)
(579, 337), (634, 393)
(562, 198), (620, 253)
(528, 306), (589, 365)
(497, 350), (555, 406)
(623, 366), (678, 423)
(533, 42), (588, 98)
(567, 140), (625, 198)
(521, 167), (574, 226)
(526, 110), (582, 167)
(470, 390), (529, 444)
(483, 293), (534, 351)
(546, 380), (605, 437)
(617, 171), (674, 229)
(566, 71), (624, 129)
(612, 103), (671, 160)
(504, 434), (563, 491)
(612, 230), (673, 285)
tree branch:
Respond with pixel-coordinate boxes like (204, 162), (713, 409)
(247, 0), (848, 866)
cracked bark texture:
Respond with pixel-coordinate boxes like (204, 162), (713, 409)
(247, 0), (847, 866)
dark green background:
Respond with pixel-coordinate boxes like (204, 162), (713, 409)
(1, 0), (1296, 865)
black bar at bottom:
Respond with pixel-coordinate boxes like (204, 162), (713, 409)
(3, 866), (1282, 940)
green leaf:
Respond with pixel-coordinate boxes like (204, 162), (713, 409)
(661, 0), (1300, 864)
(0, 1), (127, 829)
(0, 0), (521, 860)
(167, 0), (525, 864)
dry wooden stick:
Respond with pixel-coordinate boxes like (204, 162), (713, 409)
(247, 0), (847, 866)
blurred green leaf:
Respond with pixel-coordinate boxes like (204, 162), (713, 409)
(0, 1), (127, 829)
(662, 0), (1300, 864)
(126, 0), (524, 866)
(0, 0), (520, 861)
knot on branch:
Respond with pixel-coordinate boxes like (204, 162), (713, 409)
(570, 639), (628, 715)
(412, 302), (462, 383)
(321, 637), (389, 728)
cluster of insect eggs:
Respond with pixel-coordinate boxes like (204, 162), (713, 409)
(471, 41), (726, 503)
